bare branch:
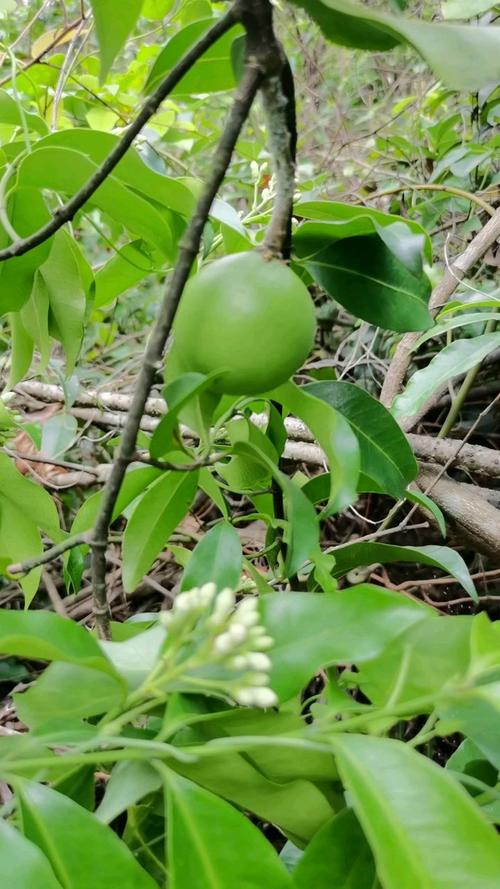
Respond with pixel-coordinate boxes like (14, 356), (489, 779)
(8, 533), (90, 577)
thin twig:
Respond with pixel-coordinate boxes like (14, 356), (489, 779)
(8, 533), (90, 577)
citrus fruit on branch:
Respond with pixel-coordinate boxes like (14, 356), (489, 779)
(172, 251), (316, 395)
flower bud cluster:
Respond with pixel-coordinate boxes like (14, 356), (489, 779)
(160, 584), (278, 709)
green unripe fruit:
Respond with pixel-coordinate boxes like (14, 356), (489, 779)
(173, 252), (316, 395)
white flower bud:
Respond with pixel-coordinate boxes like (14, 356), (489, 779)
(199, 582), (216, 605)
(209, 588), (235, 625)
(174, 590), (195, 612)
(213, 632), (233, 654)
(248, 672), (270, 686)
(251, 687), (278, 708)
(246, 652), (271, 671)
(253, 635), (274, 650)
(228, 623), (247, 645)
(234, 688), (255, 706)
(229, 655), (248, 671)
(158, 611), (173, 627)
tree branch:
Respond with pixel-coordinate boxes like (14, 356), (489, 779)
(8, 533), (90, 577)
(0, 10), (238, 263)
(89, 62), (262, 639)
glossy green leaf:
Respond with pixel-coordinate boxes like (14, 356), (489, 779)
(392, 333), (500, 420)
(0, 610), (117, 676)
(0, 453), (60, 535)
(33, 129), (193, 218)
(94, 241), (154, 308)
(15, 662), (125, 728)
(333, 734), (500, 889)
(306, 381), (417, 497)
(0, 187), (52, 314)
(293, 808), (376, 888)
(439, 684), (500, 770)
(272, 381), (359, 514)
(331, 542), (476, 599)
(172, 709), (337, 844)
(356, 614), (473, 707)
(0, 501), (42, 606)
(415, 312), (500, 348)
(146, 19), (242, 95)
(122, 470), (199, 592)
(17, 147), (173, 258)
(151, 372), (218, 459)
(72, 466), (162, 534)
(0, 818), (62, 889)
(296, 233), (431, 332)
(292, 0), (500, 90)
(260, 586), (429, 701)
(166, 771), (293, 889)
(96, 761), (162, 824)
(90, 0), (143, 82)
(405, 489), (446, 536)
(0, 89), (47, 135)
(39, 231), (88, 373)
(17, 779), (158, 888)
(294, 201), (432, 261)
(180, 522), (242, 592)
(232, 440), (320, 576)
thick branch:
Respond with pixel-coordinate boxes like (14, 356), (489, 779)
(380, 208), (500, 412)
(89, 63), (262, 639)
(0, 10), (238, 263)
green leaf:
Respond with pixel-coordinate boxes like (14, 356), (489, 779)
(72, 466), (162, 534)
(0, 818), (63, 889)
(0, 453), (60, 536)
(260, 586), (429, 701)
(17, 147), (174, 258)
(146, 19), (243, 95)
(0, 187), (52, 314)
(39, 231), (88, 374)
(0, 610), (117, 676)
(232, 440), (320, 576)
(15, 662), (125, 728)
(151, 372), (219, 459)
(356, 613), (473, 707)
(306, 381), (417, 497)
(0, 501), (42, 606)
(333, 734), (500, 889)
(405, 489), (446, 537)
(90, 0), (144, 82)
(94, 241), (154, 308)
(271, 381), (359, 514)
(293, 808), (376, 888)
(0, 89), (48, 135)
(291, 0), (500, 90)
(294, 203), (432, 265)
(392, 333), (500, 420)
(122, 470), (199, 592)
(331, 542), (476, 599)
(96, 761), (162, 824)
(296, 233), (431, 332)
(180, 522), (242, 592)
(415, 312), (500, 348)
(439, 683), (500, 770)
(34, 129), (194, 218)
(165, 771), (293, 889)
(17, 779), (158, 888)
(442, 0), (498, 19)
